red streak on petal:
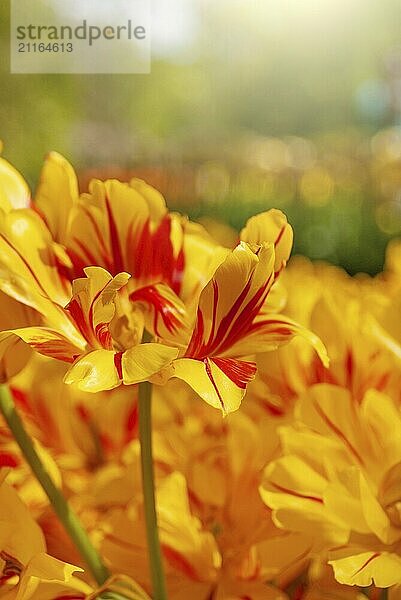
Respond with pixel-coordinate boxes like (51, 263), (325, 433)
(26, 340), (75, 363)
(70, 238), (99, 269)
(352, 552), (380, 577)
(132, 218), (152, 280)
(211, 357), (256, 389)
(130, 216), (185, 294)
(270, 482), (323, 504)
(162, 545), (200, 581)
(10, 387), (31, 414)
(311, 354), (338, 385)
(125, 404), (138, 442)
(215, 273), (274, 354)
(210, 276), (253, 351)
(209, 279), (219, 342)
(188, 268), (274, 359)
(95, 322), (113, 350)
(0, 453), (18, 468)
(66, 297), (93, 344)
(262, 402), (285, 417)
(75, 403), (90, 423)
(293, 585), (306, 600)
(248, 317), (293, 338)
(345, 349), (354, 389)
(274, 224), (286, 247)
(312, 400), (365, 466)
(186, 307), (205, 357)
(0, 233), (50, 298)
(154, 217), (174, 280)
(172, 246), (185, 295)
(375, 371), (390, 392)
(114, 351), (123, 380)
(99, 432), (115, 453)
(130, 285), (182, 336)
(204, 358), (225, 412)
(105, 195), (125, 274)
(80, 205), (110, 269)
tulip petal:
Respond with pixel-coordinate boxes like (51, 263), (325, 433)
(68, 179), (186, 295)
(241, 209), (293, 274)
(0, 209), (71, 313)
(186, 242), (276, 358)
(35, 151), (78, 243)
(66, 267), (130, 349)
(0, 480), (45, 564)
(130, 283), (188, 341)
(171, 356), (256, 414)
(1, 327), (85, 363)
(122, 343), (179, 385)
(0, 334), (32, 382)
(16, 553), (90, 600)
(228, 313), (329, 366)
(64, 349), (121, 392)
(0, 157), (30, 211)
(329, 549), (401, 587)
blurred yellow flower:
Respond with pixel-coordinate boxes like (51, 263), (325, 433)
(261, 383), (401, 588)
(0, 478), (91, 599)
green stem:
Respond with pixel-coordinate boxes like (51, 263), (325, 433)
(138, 380), (168, 600)
(0, 384), (110, 587)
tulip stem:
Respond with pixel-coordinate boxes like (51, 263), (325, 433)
(138, 379), (168, 600)
(0, 384), (110, 587)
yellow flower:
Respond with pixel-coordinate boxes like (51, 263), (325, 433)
(0, 157), (30, 212)
(35, 153), (227, 303)
(261, 383), (401, 589)
(0, 479), (91, 599)
(89, 383), (310, 598)
(249, 257), (401, 417)
(163, 214), (328, 414)
(0, 154), (327, 413)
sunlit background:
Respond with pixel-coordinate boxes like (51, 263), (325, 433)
(2, 0), (401, 273)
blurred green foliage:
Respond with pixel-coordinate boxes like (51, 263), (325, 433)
(1, 0), (401, 274)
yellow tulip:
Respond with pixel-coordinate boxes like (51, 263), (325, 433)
(261, 383), (401, 588)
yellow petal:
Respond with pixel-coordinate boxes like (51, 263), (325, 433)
(0, 157), (30, 211)
(16, 553), (90, 600)
(261, 456), (349, 546)
(0, 208), (71, 312)
(122, 343), (179, 385)
(171, 356), (256, 414)
(129, 178), (167, 221)
(228, 313), (329, 367)
(0, 481), (45, 565)
(34, 151), (78, 244)
(157, 472), (221, 582)
(296, 385), (363, 462)
(180, 220), (229, 306)
(64, 349), (121, 392)
(68, 179), (155, 277)
(329, 549), (401, 587)
(186, 242), (275, 358)
(67, 267), (130, 349)
(0, 333), (32, 382)
(240, 209), (293, 274)
(1, 326), (85, 362)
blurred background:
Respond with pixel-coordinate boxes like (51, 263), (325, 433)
(2, 0), (401, 274)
